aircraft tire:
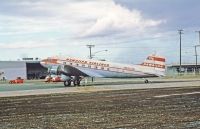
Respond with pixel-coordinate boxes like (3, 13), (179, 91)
(73, 76), (81, 86)
(64, 80), (71, 87)
(77, 80), (81, 86)
(144, 79), (149, 83)
(73, 80), (77, 86)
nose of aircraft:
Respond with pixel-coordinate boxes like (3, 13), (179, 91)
(40, 57), (59, 67)
(40, 59), (48, 67)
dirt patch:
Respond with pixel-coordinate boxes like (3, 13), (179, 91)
(0, 87), (200, 129)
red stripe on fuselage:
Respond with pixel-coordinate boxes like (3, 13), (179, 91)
(42, 59), (59, 64)
(141, 63), (165, 69)
(148, 56), (165, 62)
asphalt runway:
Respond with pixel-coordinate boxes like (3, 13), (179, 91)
(0, 83), (199, 128)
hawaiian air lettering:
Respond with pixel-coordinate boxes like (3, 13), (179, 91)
(89, 62), (109, 67)
(65, 58), (109, 67)
(142, 62), (165, 69)
(147, 56), (165, 62)
(66, 58), (87, 64)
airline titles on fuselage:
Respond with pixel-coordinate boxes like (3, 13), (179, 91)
(61, 58), (135, 74)
(65, 58), (109, 67)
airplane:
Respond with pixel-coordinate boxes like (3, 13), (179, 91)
(40, 54), (166, 86)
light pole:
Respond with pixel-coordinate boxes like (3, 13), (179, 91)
(86, 45), (107, 83)
(194, 45), (200, 74)
(178, 29), (184, 73)
(194, 31), (200, 74)
(91, 50), (108, 60)
(195, 31), (200, 44)
(86, 45), (95, 59)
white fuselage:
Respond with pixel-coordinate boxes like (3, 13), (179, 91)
(40, 55), (165, 86)
(53, 57), (165, 78)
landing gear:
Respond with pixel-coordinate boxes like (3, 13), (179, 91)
(144, 79), (149, 83)
(73, 76), (81, 86)
(73, 80), (81, 86)
(64, 80), (71, 87)
(64, 76), (82, 87)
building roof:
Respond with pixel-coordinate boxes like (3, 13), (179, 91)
(167, 63), (200, 67)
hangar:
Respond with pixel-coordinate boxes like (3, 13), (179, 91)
(0, 59), (47, 80)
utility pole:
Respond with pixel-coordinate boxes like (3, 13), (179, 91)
(195, 31), (200, 45)
(195, 45), (198, 74)
(178, 29), (184, 73)
(194, 44), (200, 74)
(195, 31), (200, 74)
(86, 44), (95, 83)
(86, 45), (95, 59)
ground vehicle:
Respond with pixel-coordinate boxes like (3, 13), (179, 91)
(9, 77), (24, 84)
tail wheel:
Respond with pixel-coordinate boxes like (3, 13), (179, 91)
(144, 79), (149, 83)
(64, 80), (71, 87)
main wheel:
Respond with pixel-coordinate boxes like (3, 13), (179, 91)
(77, 80), (81, 86)
(144, 79), (149, 83)
(73, 76), (81, 86)
(73, 80), (77, 86)
(64, 80), (71, 87)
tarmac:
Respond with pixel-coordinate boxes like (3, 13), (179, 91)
(0, 78), (200, 97)
(0, 78), (200, 129)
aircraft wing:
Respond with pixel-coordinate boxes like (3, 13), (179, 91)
(59, 65), (88, 77)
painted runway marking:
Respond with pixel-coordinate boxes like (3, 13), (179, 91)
(154, 92), (200, 98)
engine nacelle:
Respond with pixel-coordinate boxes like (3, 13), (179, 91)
(48, 65), (64, 75)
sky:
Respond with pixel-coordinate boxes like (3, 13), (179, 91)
(0, 0), (200, 64)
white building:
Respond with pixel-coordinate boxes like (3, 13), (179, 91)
(0, 61), (27, 80)
(0, 60), (47, 80)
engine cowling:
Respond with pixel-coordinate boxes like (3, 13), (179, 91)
(48, 65), (64, 75)
(46, 65), (71, 82)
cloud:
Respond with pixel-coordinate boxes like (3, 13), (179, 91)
(0, 0), (164, 38)
(81, 7), (163, 37)
(0, 41), (55, 49)
(0, 14), (65, 36)
(64, 0), (164, 37)
(0, 0), (166, 62)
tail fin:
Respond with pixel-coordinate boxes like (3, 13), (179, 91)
(141, 55), (166, 70)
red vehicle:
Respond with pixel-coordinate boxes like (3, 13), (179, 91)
(9, 77), (24, 84)
(45, 75), (62, 83)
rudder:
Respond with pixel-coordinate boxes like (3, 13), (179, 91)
(141, 54), (166, 70)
